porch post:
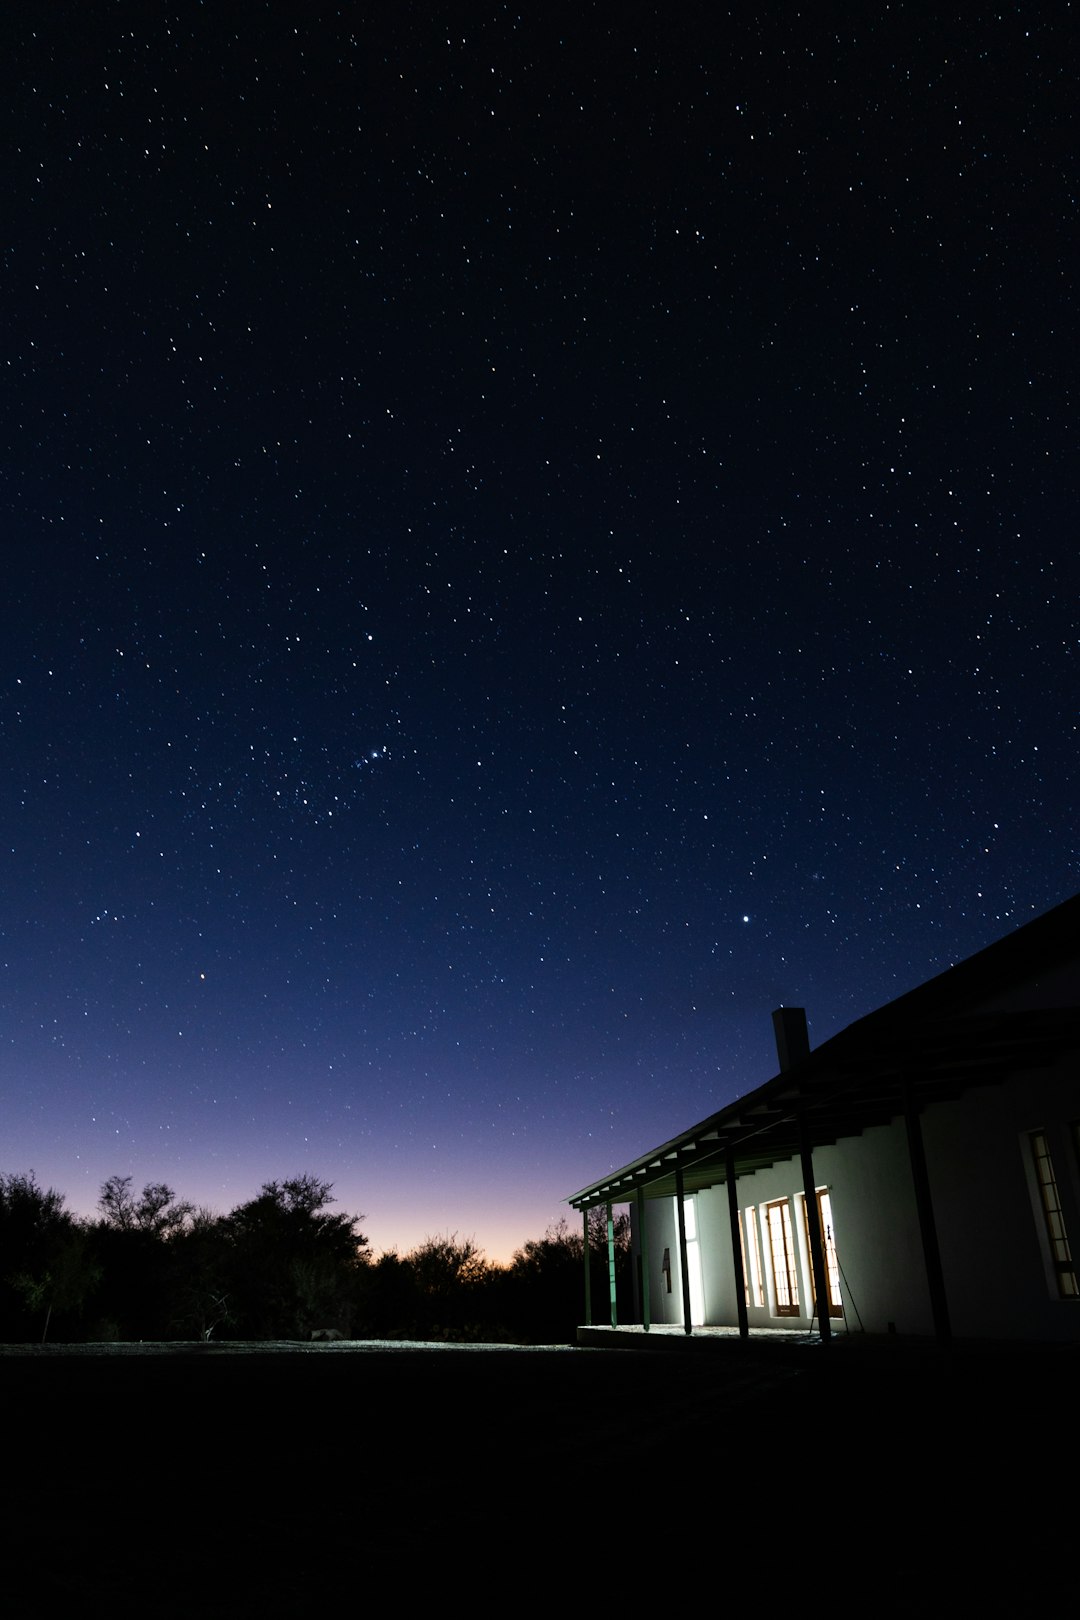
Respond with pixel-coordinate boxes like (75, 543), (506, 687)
(582, 1207), (593, 1327)
(674, 1161), (693, 1335)
(606, 1202), (618, 1328)
(726, 1145), (749, 1339)
(903, 1075), (952, 1344)
(799, 1114), (832, 1344)
(636, 1184), (651, 1331)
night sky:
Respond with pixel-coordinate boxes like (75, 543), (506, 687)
(4, 5), (1077, 1259)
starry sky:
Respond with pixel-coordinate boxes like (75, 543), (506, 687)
(3, 4), (1077, 1260)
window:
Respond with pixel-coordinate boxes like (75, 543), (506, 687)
(1029, 1131), (1078, 1299)
(739, 1213), (750, 1308)
(765, 1198), (800, 1316)
(800, 1188), (843, 1318)
(742, 1206), (765, 1308)
(676, 1196), (706, 1326)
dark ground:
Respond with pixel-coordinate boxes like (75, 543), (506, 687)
(3, 1336), (1072, 1612)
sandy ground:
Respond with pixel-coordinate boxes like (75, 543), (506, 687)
(4, 1335), (1073, 1613)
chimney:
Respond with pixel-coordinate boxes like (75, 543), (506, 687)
(772, 1006), (810, 1072)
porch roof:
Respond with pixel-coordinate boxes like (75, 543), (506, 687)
(567, 894), (1080, 1213)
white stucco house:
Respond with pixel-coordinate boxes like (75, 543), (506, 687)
(568, 895), (1080, 1344)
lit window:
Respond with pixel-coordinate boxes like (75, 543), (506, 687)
(742, 1205), (765, 1308)
(800, 1188), (843, 1318)
(683, 1196), (697, 1243)
(765, 1198), (800, 1316)
(674, 1196), (706, 1326)
(1030, 1130), (1078, 1300)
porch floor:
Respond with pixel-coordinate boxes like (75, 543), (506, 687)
(577, 1321), (828, 1349)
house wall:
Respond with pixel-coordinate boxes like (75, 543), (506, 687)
(705, 1124), (937, 1337)
(923, 1056), (1080, 1342)
(633, 1051), (1080, 1342)
(636, 1194), (683, 1326)
(696, 1184), (729, 1323)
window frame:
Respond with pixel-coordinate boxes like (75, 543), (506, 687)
(741, 1204), (765, 1309)
(764, 1197), (800, 1317)
(1028, 1129), (1079, 1301)
(799, 1186), (843, 1318)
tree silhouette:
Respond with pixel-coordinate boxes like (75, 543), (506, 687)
(168, 1209), (233, 1340)
(0, 1172), (97, 1340)
(405, 1233), (490, 1335)
(506, 1212), (632, 1341)
(222, 1175), (368, 1337)
(98, 1175), (194, 1236)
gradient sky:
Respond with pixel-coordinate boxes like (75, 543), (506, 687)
(3, 5), (1077, 1260)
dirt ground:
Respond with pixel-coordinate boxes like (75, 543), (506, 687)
(4, 1335), (1073, 1612)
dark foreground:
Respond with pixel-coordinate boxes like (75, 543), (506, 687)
(4, 1335), (1073, 1612)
